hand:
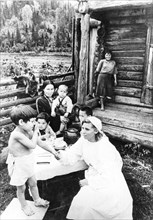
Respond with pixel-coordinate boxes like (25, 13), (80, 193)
(51, 112), (56, 117)
(79, 179), (88, 187)
(64, 112), (69, 118)
(94, 71), (99, 76)
(54, 151), (61, 160)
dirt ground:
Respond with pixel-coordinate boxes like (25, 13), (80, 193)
(0, 125), (153, 219)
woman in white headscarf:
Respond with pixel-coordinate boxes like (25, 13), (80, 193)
(57, 116), (133, 220)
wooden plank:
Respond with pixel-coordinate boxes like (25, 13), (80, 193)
(94, 108), (153, 134)
(0, 198), (48, 220)
(117, 80), (142, 88)
(114, 95), (153, 107)
(102, 124), (153, 148)
(114, 87), (141, 97)
(117, 64), (143, 71)
(114, 57), (144, 65)
(117, 71), (143, 80)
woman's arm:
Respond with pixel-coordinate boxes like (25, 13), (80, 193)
(36, 97), (50, 113)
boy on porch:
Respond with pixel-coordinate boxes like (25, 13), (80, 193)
(94, 50), (118, 110)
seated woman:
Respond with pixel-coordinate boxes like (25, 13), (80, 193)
(56, 116), (133, 220)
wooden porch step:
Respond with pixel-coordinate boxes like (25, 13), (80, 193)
(93, 105), (153, 148)
(0, 198), (48, 220)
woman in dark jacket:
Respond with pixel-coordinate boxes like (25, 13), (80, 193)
(36, 80), (60, 132)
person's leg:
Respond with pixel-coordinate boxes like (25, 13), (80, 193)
(100, 96), (104, 111)
(28, 176), (49, 207)
(106, 75), (114, 100)
(17, 184), (35, 216)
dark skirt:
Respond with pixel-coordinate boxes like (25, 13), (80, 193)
(50, 115), (61, 132)
(96, 73), (114, 98)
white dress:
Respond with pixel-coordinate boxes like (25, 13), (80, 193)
(60, 135), (133, 220)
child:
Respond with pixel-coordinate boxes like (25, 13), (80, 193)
(79, 105), (93, 124)
(51, 84), (73, 136)
(94, 50), (118, 111)
(36, 112), (56, 141)
(6, 105), (57, 216)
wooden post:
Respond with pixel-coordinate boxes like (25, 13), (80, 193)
(141, 18), (153, 105)
(89, 19), (101, 95)
(72, 17), (75, 71)
(74, 13), (81, 103)
(77, 0), (90, 104)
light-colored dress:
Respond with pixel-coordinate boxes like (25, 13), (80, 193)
(60, 135), (133, 220)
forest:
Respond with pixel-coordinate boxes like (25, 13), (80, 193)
(0, 0), (75, 53)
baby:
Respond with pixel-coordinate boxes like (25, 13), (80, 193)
(6, 105), (57, 216)
(51, 84), (73, 136)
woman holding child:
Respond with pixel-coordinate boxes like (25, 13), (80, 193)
(57, 116), (133, 219)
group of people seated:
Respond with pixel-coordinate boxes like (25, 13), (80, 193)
(6, 79), (133, 219)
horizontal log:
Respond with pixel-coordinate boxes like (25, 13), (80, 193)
(117, 64), (143, 71)
(115, 57), (144, 65)
(117, 71), (143, 80)
(107, 32), (147, 41)
(0, 118), (12, 127)
(90, 0), (153, 13)
(0, 103), (36, 118)
(0, 72), (75, 87)
(0, 96), (37, 109)
(103, 8), (146, 18)
(107, 24), (147, 32)
(117, 80), (142, 88)
(114, 95), (153, 107)
(94, 108), (153, 134)
(106, 39), (146, 45)
(109, 17), (146, 25)
(114, 87), (141, 97)
(107, 44), (146, 51)
(112, 50), (145, 57)
(0, 88), (25, 99)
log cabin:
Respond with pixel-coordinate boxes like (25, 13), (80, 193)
(74, 0), (153, 148)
